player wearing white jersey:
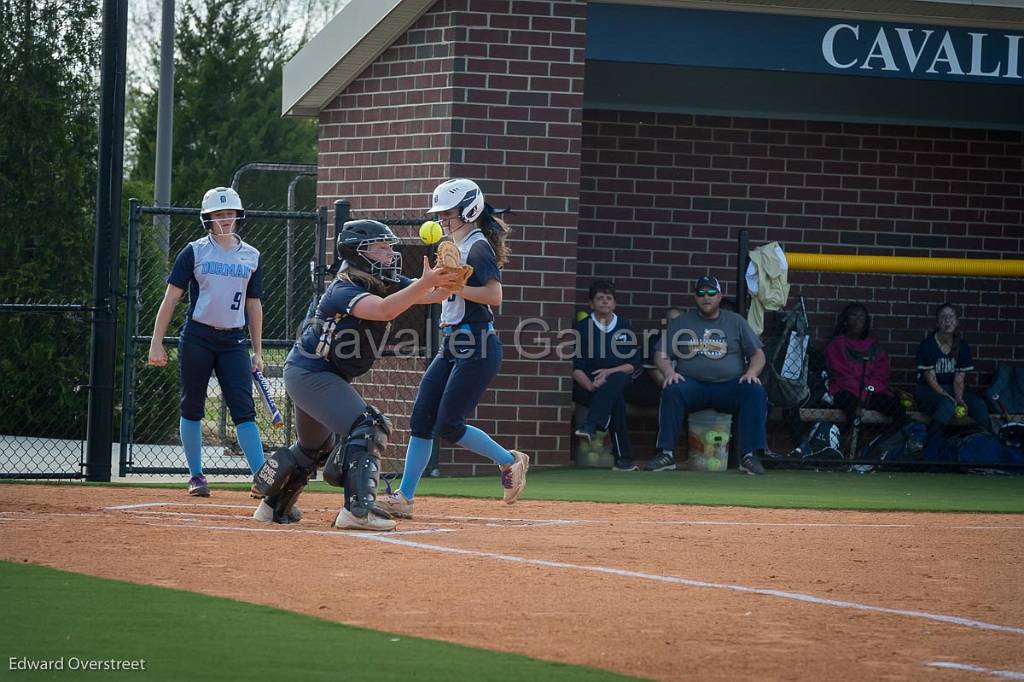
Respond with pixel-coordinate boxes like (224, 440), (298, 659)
(147, 187), (266, 496)
(376, 179), (529, 520)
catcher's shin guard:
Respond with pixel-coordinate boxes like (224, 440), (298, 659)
(251, 444), (319, 523)
(323, 406), (392, 518)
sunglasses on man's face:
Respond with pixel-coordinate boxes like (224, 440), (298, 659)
(695, 288), (720, 297)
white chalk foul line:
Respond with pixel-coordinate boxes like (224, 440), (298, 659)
(136, 518), (1024, 638)
(650, 520), (913, 528)
(97, 506), (1024, 532)
(100, 504), (585, 528)
(8, 507), (1024, 634)
(926, 661), (1024, 679)
(355, 534), (1024, 637)
(650, 521), (1024, 530)
(104, 503), (254, 511)
(950, 526), (1024, 531)
(145, 522), (459, 537)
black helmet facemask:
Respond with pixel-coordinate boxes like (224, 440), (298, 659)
(355, 237), (402, 283)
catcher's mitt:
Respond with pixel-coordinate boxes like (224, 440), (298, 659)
(434, 240), (474, 291)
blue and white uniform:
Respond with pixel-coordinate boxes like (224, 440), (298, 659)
(913, 332), (992, 456)
(397, 229), (515, 500)
(170, 235), (262, 330)
(436, 230), (500, 328)
(167, 234), (265, 475)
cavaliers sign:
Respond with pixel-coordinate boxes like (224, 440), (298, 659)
(823, 24), (1021, 80)
(587, 3), (1022, 85)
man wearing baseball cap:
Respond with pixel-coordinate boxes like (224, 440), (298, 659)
(647, 274), (769, 474)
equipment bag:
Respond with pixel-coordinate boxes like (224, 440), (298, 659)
(763, 297), (810, 408)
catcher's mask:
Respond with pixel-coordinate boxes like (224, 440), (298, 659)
(336, 220), (402, 283)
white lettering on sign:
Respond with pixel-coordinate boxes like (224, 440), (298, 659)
(822, 24), (1024, 80)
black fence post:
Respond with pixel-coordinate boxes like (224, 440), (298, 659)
(86, 0), (129, 482)
(118, 199), (142, 477)
(333, 199), (350, 273)
(319, 204), (332, 296)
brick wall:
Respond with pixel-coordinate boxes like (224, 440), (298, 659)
(579, 111), (1024, 454)
(318, 0), (587, 472)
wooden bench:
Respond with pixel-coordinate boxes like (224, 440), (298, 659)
(626, 403), (1019, 429)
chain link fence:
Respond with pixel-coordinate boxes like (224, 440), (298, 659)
(120, 200), (327, 476)
(0, 198), (441, 482)
(344, 208), (440, 476)
(0, 303), (93, 478)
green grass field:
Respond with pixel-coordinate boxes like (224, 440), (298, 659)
(12, 466), (1023, 513)
(396, 467), (1024, 512)
(0, 561), (637, 681)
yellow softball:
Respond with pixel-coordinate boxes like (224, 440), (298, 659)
(419, 220), (443, 245)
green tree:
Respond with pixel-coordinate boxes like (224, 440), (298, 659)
(0, 0), (99, 299)
(0, 0), (100, 439)
(129, 0), (317, 210)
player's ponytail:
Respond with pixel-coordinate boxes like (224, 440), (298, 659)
(479, 204), (511, 268)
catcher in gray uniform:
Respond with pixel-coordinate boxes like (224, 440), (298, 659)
(251, 219), (458, 530)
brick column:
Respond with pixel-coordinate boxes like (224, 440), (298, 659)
(317, 0), (587, 472)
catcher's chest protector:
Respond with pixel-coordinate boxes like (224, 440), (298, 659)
(315, 312), (391, 382)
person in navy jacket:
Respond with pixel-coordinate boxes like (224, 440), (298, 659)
(914, 302), (992, 458)
(573, 280), (642, 471)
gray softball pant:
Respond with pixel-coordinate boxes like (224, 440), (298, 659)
(283, 362), (368, 452)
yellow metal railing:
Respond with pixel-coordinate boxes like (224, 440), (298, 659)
(786, 252), (1024, 277)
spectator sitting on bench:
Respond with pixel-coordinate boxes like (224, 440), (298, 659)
(625, 306), (681, 408)
(915, 302), (993, 458)
(650, 275), (768, 475)
(573, 280), (642, 471)
(824, 303), (907, 431)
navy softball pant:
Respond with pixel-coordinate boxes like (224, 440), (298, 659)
(178, 320), (256, 424)
(409, 331), (501, 443)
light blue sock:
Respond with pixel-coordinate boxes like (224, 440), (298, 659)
(399, 436), (434, 500)
(234, 421), (266, 474)
(457, 425), (514, 466)
(180, 417), (203, 476)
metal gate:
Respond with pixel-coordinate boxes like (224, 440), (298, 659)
(118, 200), (327, 476)
(0, 303), (93, 479)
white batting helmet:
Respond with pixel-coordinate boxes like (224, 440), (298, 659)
(428, 178), (484, 223)
(200, 186), (245, 230)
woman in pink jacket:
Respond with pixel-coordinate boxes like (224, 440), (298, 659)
(824, 303), (907, 427)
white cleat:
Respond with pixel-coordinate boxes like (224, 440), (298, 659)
(252, 500), (302, 524)
(253, 500), (274, 522)
(333, 508), (396, 532)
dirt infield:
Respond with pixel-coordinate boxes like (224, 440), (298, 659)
(1, 484), (1022, 680)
